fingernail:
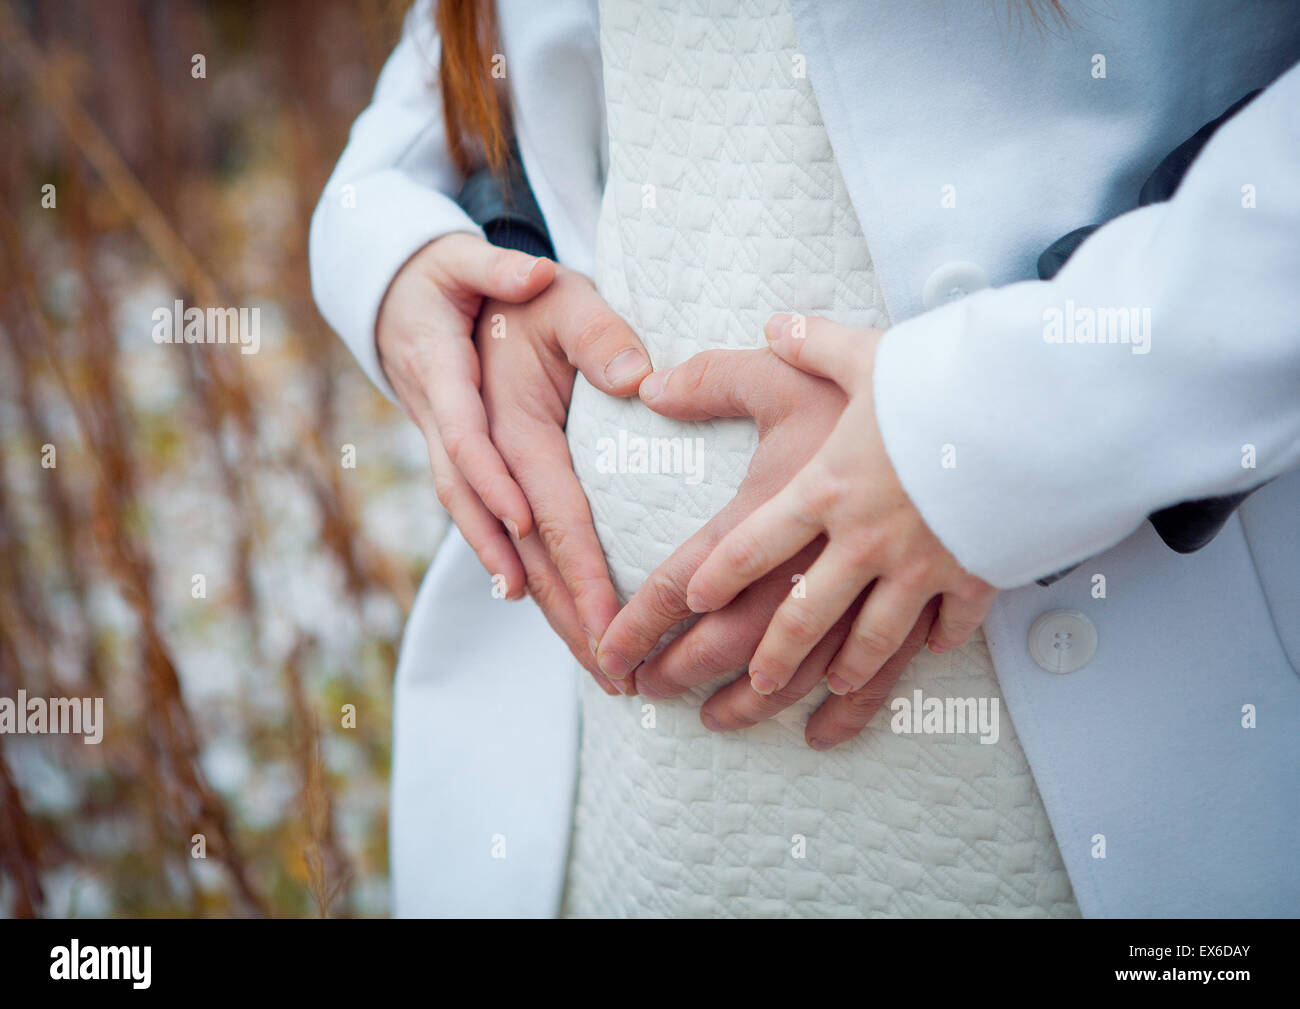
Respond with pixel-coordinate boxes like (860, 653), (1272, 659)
(826, 674), (853, 695)
(750, 672), (777, 695)
(505, 518), (520, 539)
(598, 649), (632, 681)
(928, 641), (946, 654)
(809, 737), (833, 751)
(517, 257), (541, 283)
(604, 348), (649, 387)
(686, 592), (710, 613)
(765, 313), (794, 342)
(638, 680), (665, 700)
(701, 712), (724, 732)
(638, 368), (672, 400)
(583, 628), (599, 662)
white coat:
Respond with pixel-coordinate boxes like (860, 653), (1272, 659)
(310, 0), (1300, 917)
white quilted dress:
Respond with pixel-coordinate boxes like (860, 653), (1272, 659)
(561, 0), (1079, 917)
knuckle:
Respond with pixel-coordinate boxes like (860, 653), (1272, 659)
(894, 562), (934, 593)
(676, 353), (716, 397)
(722, 687), (784, 728)
(801, 473), (844, 519)
(494, 408), (544, 460)
(394, 344), (431, 388)
(566, 571), (612, 612)
(844, 685), (886, 711)
(439, 425), (468, 464)
(644, 570), (687, 623)
(942, 612), (980, 636)
(431, 471), (457, 510)
(775, 603), (822, 647)
(684, 632), (735, 676)
(525, 569), (562, 614)
(822, 698), (865, 733)
(767, 679), (807, 710)
(841, 532), (881, 571)
(850, 624), (898, 658)
(571, 308), (618, 357)
(722, 527), (763, 575)
(491, 248), (521, 288)
(707, 705), (753, 730)
(533, 512), (570, 554)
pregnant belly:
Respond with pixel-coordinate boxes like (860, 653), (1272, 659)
(562, 363), (1079, 919)
(566, 374), (758, 606)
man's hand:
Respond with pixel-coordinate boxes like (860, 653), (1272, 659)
(377, 233), (556, 600)
(700, 597), (938, 750)
(476, 266), (651, 690)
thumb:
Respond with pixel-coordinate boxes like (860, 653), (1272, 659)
(434, 232), (557, 304)
(554, 292), (652, 397)
(764, 313), (877, 392)
(637, 348), (780, 422)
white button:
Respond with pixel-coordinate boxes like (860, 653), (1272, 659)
(1027, 609), (1098, 674)
(922, 261), (989, 310)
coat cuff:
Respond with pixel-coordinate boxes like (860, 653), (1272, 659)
(870, 283), (1144, 590)
(310, 169), (483, 405)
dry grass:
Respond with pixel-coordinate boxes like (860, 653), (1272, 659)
(0, 0), (434, 917)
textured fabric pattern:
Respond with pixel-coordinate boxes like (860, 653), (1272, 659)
(561, 0), (1078, 917)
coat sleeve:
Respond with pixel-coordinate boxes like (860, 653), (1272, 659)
(309, 0), (482, 403)
(872, 61), (1300, 589)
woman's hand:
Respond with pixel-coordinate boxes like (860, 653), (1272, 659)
(595, 347), (935, 747)
(686, 314), (997, 696)
(594, 348), (845, 684)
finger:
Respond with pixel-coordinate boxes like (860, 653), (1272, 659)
(425, 328), (534, 537)
(700, 597), (857, 732)
(805, 598), (938, 750)
(433, 233), (557, 303)
(551, 295), (652, 397)
(764, 313), (876, 392)
(637, 348), (788, 424)
(928, 584), (997, 653)
(747, 547), (867, 695)
(635, 551), (815, 700)
(426, 434), (526, 599)
(686, 472), (824, 614)
(595, 503), (744, 681)
(508, 421), (621, 648)
(514, 533), (626, 693)
(825, 580), (930, 694)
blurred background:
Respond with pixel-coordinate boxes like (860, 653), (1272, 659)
(0, 0), (444, 917)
